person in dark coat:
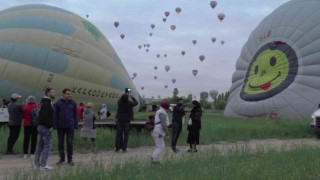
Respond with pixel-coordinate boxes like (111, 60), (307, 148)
(171, 98), (185, 153)
(115, 88), (138, 153)
(54, 88), (78, 166)
(6, 93), (23, 154)
(187, 100), (202, 152)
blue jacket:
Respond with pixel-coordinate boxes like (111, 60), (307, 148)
(53, 97), (78, 129)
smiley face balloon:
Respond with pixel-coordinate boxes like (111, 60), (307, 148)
(225, 0), (320, 119)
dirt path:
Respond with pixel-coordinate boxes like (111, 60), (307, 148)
(1, 138), (320, 179)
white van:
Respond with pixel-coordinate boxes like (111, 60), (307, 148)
(311, 109), (320, 137)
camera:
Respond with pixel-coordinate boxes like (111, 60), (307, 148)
(125, 88), (131, 93)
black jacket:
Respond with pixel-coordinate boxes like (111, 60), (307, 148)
(172, 103), (185, 124)
(38, 97), (54, 128)
(116, 97), (138, 123)
(189, 105), (202, 130)
(7, 101), (23, 125)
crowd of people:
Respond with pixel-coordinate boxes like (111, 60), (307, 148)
(1, 87), (203, 169)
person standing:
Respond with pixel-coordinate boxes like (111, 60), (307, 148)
(54, 88), (78, 166)
(77, 102), (85, 122)
(151, 101), (170, 163)
(80, 102), (97, 153)
(115, 88), (138, 153)
(98, 104), (108, 120)
(187, 100), (202, 153)
(6, 93), (23, 154)
(34, 88), (56, 170)
(22, 96), (38, 158)
(171, 98), (185, 153)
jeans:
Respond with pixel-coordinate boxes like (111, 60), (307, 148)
(171, 122), (182, 149)
(7, 125), (21, 152)
(34, 125), (52, 167)
(151, 131), (165, 161)
(23, 126), (38, 154)
(57, 128), (74, 162)
(115, 123), (130, 151)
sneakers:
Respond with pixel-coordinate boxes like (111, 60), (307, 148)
(39, 165), (54, 171)
(30, 154), (34, 158)
(23, 154), (28, 159)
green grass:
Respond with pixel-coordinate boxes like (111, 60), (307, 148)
(7, 146), (320, 180)
(0, 112), (313, 154)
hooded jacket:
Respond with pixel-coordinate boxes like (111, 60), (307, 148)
(38, 97), (54, 128)
(22, 103), (37, 126)
(7, 101), (23, 126)
(54, 97), (78, 129)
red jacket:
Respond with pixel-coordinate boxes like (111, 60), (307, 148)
(23, 103), (37, 126)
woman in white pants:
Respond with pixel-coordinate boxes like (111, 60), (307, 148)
(151, 101), (170, 163)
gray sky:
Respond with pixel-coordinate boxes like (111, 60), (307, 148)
(0, 0), (290, 99)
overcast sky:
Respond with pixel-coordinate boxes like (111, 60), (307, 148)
(0, 0), (290, 99)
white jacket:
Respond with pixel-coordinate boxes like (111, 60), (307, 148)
(152, 107), (170, 136)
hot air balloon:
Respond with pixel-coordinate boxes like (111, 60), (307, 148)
(211, 37), (216, 43)
(170, 25), (176, 31)
(141, 86), (144, 90)
(157, 54), (160, 58)
(175, 7), (181, 15)
(209, 90), (218, 100)
(181, 51), (186, 56)
(163, 18), (167, 23)
(221, 40), (225, 45)
(165, 11), (170, 17)
(151, 96), (154, 99)
(200, 92), (209, 101)
(138, 45), (142, 49)
(120, 34), (125, 39)
(192, 40), (197, 45)
(143, 44), (146, 47)
(149, 33), (153, 36)
(192, 70), (198, 76)
(164, 54), (167, 58)
(165, 65), (170, 72)
(133, 73), (137, 78)
(114, 21), (119, 28)
(193, 96), (197, 99)
(154, 66), (158, 70)
(147, 44), (150, 48)
(224, 0), (320, 119)
(131, 77), (134, 80)
(199, 55), (205, 62)
(154, 76), (157, 80)
(164, 85), (168, 89)
(218, 13), (225, 22)
(172, 78), (176, 84)
(210, 1), (217, 9)
(146, 49), (149, 52)
(86, 14), (89, 18)
(151, 24), (155, 29)
(0, 4), (140, 110)
(158, 95), (161, 99)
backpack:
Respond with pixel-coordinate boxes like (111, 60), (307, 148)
(32, 103), (42, 126)
(144, 117), (161, 132)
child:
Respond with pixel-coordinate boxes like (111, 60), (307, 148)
(80, 102), (97, 152)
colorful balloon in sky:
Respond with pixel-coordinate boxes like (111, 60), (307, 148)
(165, 11), (170, 17)
(175, 7), (181, 15)
(218, 13), (225, 22)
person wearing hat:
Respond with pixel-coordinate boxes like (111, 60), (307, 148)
(151, 101), (171, 163)
(22, 96), (38, 158)
(6, 93), (23, 154)
(171, 98), (185, 153)
(187, 100), (203, 152)
(80, 102), (97, 153)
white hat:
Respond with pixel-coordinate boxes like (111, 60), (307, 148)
(11, 93), (22, 99)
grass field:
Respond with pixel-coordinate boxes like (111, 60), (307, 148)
(0, 112), (313, 154)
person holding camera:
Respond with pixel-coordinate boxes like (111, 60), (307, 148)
(115, 88), (138, 153)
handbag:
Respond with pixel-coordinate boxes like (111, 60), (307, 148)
(188, 118), (192, 125)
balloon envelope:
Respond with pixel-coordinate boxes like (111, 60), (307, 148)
(218, 13), (225, 22)
(192, 40), (197, 45)
(165, 11), (170, 17)
(210, 1), (217, 9)
(192, 70), (198, 76)
(209, 90), (218, 99)
(154, 66), (158, 70)
(133, 73), (137, 77)
(157, 54), (160, 58)
(151, 24), (155, 29)
(120, 34), (125, 39)
(181, 51), (185, 56)
(164, 85), (168, 89)
(138, 45), (142, 49)
(114, 21), (119, 28)
(165, 65), (170, 72)
(199, 55), (205, 62)
(170, 25), (176, 31)
(154, 76), (157, 80)
(163, 18), (166, 22)
(211, 37), (216, 43)
(172, 78), (176, 83)
(175, 7), (181, 14)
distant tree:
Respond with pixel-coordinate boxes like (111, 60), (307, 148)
(213, 91), (230, 111)
(173, 88), (179, 99)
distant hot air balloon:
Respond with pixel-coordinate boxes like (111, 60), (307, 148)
(131, 77), (134, 80)
(86, 14), (89, 18)
(120, 34), (125, 39)
(165, 65), (170, 72)
(164, 54), (167, 58)
(209, 90), (218, 100)
(199, 55), (205, 62)
(152, 96), (154, 99)
(221, 40), (225, 45)
(154, 66), (158, 70)
(157, 54), (160, 58)
(151, 24), (155, 29)
(193, 96), (197, 99)
(192, 40), (197, 45)
(175, 7), (181, 15)
(133, 73), (137, 77)
(154, 76), (157, 80)
(170, 25), (176, 31)
(158, 95), (161, 99)
(114, 21), (119, 28)
(138, 45), (142, 49)
(149, 33), (153, 36)
(210, 1), (217, 9)
(141, 86), (144, 90)
(146, 49), (149, 52)
(172, 78), (176, 84)
(181, 51), (186, 56)
(147, 44), (150, 48)
(143, 44), (146, 47)
(218, 13), (225, 22)
(164, 85), (168, 89)
(163, 18), (167, 23)
(165, 11), (170, 17)
(192, 70), (198, 76)
(211, 37), (216, 43)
